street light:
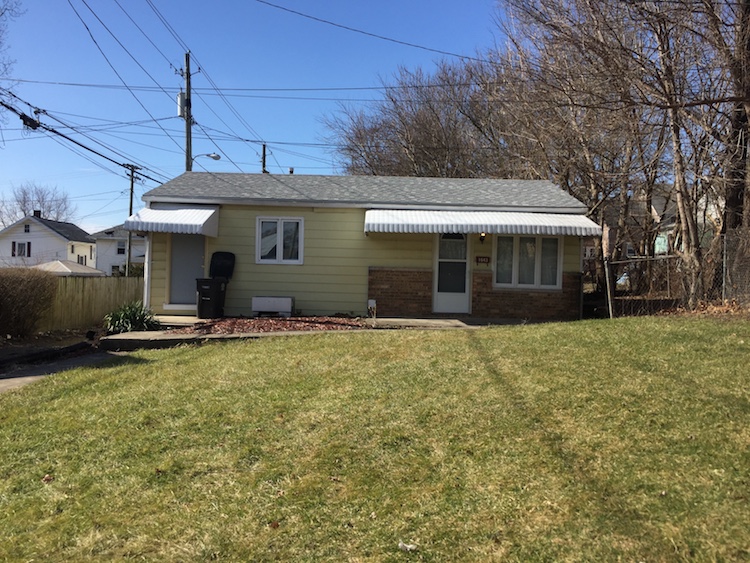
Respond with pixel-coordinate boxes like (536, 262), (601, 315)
(192, 152), (221, 163)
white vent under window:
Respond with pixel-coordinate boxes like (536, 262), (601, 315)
(252, 296), (294, 317)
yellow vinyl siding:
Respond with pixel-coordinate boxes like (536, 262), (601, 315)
(207, 206), (374, 316)
(364, 233), (433, 268)
(563, 236), (581, 272)
(148, 233), (169, 313)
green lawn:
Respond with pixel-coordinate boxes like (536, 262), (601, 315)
(0, 317), (748, 561)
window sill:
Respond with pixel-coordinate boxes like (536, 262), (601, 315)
(492, 285), (562, 292)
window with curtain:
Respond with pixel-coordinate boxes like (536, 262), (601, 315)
(12, 241), (30, 257)
(493, 235), (561, 288)
(256, 217), (304, 264)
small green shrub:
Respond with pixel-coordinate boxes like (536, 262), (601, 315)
(104, 301), (161, 334)
(0, 269), (57, 337)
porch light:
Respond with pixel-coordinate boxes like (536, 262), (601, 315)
(479, 232), (487, 244)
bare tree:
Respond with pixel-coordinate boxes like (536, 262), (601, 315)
(0, 1), (20, 77)
(498, 0), (731, 306)
(0, 182), (76, 227)
(327, 63), (524, 178)
(695, 0), (750, 230)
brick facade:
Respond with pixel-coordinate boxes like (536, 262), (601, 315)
(368, 267), (432, 317)
(368, 267), (581, 321)
(471, 271), (581, 321)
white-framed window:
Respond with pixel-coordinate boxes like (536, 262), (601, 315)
(117, 240), (126, 255)
(256, 217), (304, 265)
(24, 224), (30, 233)
(493, 235), (563, 289)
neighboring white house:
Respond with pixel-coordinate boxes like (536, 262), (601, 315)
(91, 224), (145, 276)
(0, 211), (95, 267)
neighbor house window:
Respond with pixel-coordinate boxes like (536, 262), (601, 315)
(256, 217), (303, 264)
(12, 241), (31, 257)
(494, 235), (562, 288)
(117, 240), (126, 255)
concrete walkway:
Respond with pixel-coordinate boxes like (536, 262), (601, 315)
(100, 317), (485, 351)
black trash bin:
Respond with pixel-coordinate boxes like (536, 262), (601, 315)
(196, 252), (236, 319)
(196, 278), (227, 318)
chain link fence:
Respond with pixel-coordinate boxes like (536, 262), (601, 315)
(584, 229), (750, 318)
(720, 229), (750, 304)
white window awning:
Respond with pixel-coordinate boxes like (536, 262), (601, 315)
(364, 209), (601, 237)
(124, 207), (219, 237)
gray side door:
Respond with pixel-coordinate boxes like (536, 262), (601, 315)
(169, 234), (205, 304)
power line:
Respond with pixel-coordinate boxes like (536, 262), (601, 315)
(144, 0), (189, 53)
(112, 0), (176, 69)
(0, 93), (164, 184)
(254, 0), (489, 63)
(39, 109), (171, 181)
(77, 0), (174, 105)
(66, 0), (185, 158)
(5, 78), (481, 93)
(142, 0), (280, 168)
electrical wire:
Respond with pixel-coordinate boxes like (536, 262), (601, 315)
(143, 0), (273, 168)
(66, 0), (185, 157)
(254, 0), (490, 63)
(0, 91), (166, 185)
(193, 122), (243, 172)
(112, 0), (176, 69)
(40, 110), (171, 182)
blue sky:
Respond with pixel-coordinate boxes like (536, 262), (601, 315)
(1, 0), (499, 232)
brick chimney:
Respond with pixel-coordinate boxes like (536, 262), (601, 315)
(33, 210), (41, 218)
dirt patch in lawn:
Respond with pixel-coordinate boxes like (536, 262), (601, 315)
(168, 316), (367, 335)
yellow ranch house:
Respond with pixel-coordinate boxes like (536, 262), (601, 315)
(124, 173), (601, 321)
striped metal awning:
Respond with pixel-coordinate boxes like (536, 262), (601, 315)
(124, 207), (219, 237)
(364, 209), (601, 237)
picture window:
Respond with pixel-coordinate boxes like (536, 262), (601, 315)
(493, 235), (562, 289)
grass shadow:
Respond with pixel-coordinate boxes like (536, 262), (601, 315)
(0, 350), (152, 381)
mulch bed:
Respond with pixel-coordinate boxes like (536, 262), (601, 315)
(168, 316), (367, 335)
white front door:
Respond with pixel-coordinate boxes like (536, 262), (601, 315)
(433, 233), (471, 313)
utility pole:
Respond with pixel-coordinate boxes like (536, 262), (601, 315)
(125, 164), (140, 277)
(183, 52), (193, 172)
(262, 143), (269, 173)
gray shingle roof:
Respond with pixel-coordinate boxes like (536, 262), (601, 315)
(36, 217), (93, 243)
(90, 224), (144, 240)
(143, 173), (588, 214)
